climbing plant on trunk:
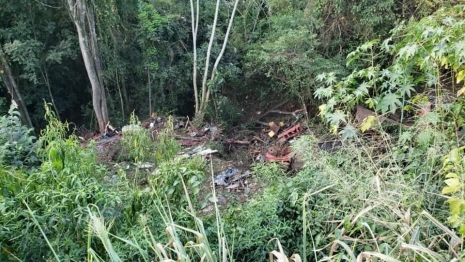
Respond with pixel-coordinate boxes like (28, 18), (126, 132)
(66, 0), (109, 133)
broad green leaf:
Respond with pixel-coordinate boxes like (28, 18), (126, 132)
(446, 173), (460, 179)
(399, 131), (412, 144)
(447, 197), (462, 215)
(377, 93), (402, 114)
(417, 129), (433, 147)
(330, 125), (338, 135)
(442, 185), (460, 194)
(449, 148), (460, 164)
(366, 67), (376, 80)
(327, 111), (346, 127)
(365, 98), (377, 109)
(399, 82), (415, 97)
(445, 178), (461, 188)
(325, 73), (337, 85)
(398, 44), (418, 60)
(459, 224), (465, 236)
(316, 73), (326, 82)
(354, 82), (370, 98)
(339, 125), (359, 140)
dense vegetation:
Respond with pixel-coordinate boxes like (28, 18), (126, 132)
(2, 0), (465, 261)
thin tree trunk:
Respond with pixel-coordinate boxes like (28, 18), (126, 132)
(0, 43), (33, 128)
(148, 68), (151, 117)
(190, 0), (200, 114)
(41, 67), (61, 121)
(200, 0), (221, 105)
(190, 0), (239, 121)
(115, 68), (125, 122)
(121, 79), (129, 114)
(202, 0), (239, 113)
(67, 0), (109, 133)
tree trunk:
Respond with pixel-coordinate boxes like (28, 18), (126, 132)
(67, 0), (109, 133)
(190, 0), (239, 122)
(148, 68), (152, 117)
(40, 67), (61, 121)
(190, 0), (200, 115)
(0, 43), (33, 128)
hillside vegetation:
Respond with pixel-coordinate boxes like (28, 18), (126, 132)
(1, 1), (465, 261)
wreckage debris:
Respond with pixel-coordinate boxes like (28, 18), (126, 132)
(278, 123), (303, 140)
(178, 146), (218, 159)
(214, 167), (239, 186)
(268, 121), (280, 137)
(317, 140), (342, 152)
(214, 167), (252, 188)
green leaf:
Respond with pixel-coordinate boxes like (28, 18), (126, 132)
(447, 197), (462, 215)
(445, 178), (461, 188)
(446, 173), (460, 179)
(399, 132), (413, 144)
(416, 129), (433, 147)
(325, 73), (337, 85)
(316, 73), (326, 82)
(339, 125), (358, 140)
(354, 82), (370, 98)
(398, 82), (415, 97)
(449, 148), (461, 164)
(377, 93), (402, 114)
(398, 44), (418, 60)
(327, 111), (346, 127)
(443, 185), (460, 194)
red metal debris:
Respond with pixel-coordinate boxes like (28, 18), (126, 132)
(265, 152), (292, 166)
(278, 124), (303, 140)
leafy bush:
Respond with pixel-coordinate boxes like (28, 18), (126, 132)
(150, 156), (205, 205)
(315, 4), (465, 136)
(154, 116), (181, 164)
(0, 105), (130, 261)
(0, 104), (38, 167)
(120, 112), (155, 163)
(442, 147), (465, 235)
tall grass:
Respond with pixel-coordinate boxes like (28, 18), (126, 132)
(86, 161), (230, 262)
(291, 131), (464, 261)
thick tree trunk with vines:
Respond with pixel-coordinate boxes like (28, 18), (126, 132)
(67, 0), (109, 133)
(0, 43), (33, 128)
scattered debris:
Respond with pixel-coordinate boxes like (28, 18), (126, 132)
(265, 152), (293, 166)
(178, 146), (218, 159)
(355, 105), (410, 127)
(122, 124), (143, 134)
(214, 167), (239, 186)
(278, 124), (303, 140)
(134, 162), (154, 169)
(268, 121), (280, 137)
(317, 140), (342, 152)
(225, 139), (250, 145)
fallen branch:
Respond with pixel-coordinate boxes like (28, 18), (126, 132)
(224, 139), (250, 145)
(172, 134), (206, 141)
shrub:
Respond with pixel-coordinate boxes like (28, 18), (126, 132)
(120, 112), (155, 163)
(0, 105), (130, 261)
(0, 104), (38, 167)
